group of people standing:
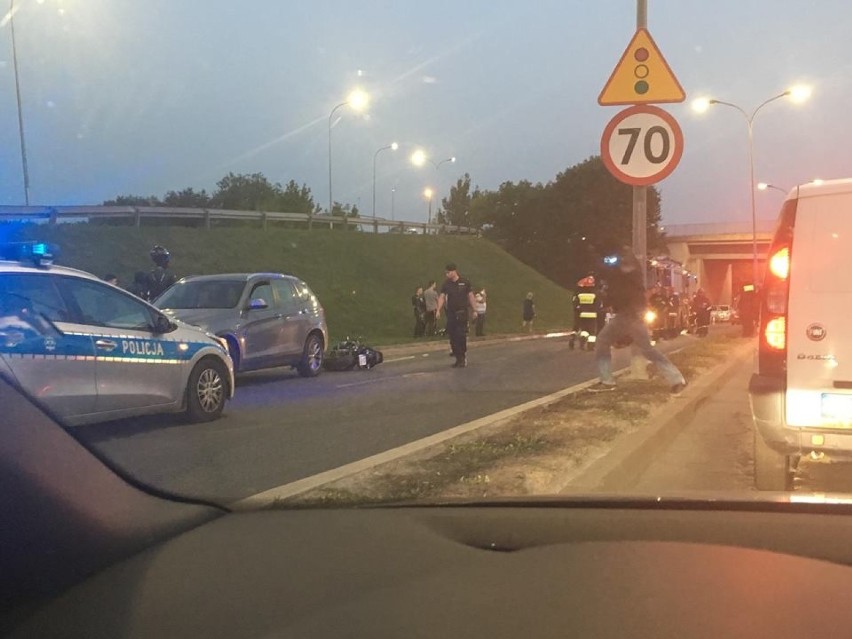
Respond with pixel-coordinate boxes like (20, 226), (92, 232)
(411, 276), (487, 339)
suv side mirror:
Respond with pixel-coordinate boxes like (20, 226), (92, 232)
(153, 314), (175, 334)
(248, 298), (268, 311)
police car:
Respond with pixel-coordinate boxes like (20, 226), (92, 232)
(0, 242), (234, 426)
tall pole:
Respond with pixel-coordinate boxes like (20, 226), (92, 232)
(634, 0), (647, 272)
(391, 187), (396, 221)
(10, 0), (30, 205)
(747, 121), (757, 286)
(631, 0), (649, 378)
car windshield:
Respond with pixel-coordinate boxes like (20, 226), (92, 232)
(156, 280), (245, 309)
(1, 0), (849, 519)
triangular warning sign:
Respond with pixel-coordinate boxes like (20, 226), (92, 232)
(598, 28), (685, 106)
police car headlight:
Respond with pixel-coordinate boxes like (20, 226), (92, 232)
(644, 310), (657, 324)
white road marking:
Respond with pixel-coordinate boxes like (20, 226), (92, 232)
(384, 355), (417, 363)
(336, 378), (388, 389)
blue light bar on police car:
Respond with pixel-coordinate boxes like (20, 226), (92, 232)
(603, 255), (619, 266)
(0, 241), (59, 266)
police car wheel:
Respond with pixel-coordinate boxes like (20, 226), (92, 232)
(186, 357), (228, 422)
(297, 334), (324, 378)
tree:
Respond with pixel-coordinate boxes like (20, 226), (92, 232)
(162, 188), (211, 208)
(467, 156), (664, 287)
(441, 173), (473, 226)
(211, 172), (282, 211)
(102, 194), (162, 206)
(278, 180), (318, 214)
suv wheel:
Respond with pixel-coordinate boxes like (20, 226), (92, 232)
(186, 357), (228, 422)
(753, 430), (793, 491)
(297, 334), (324, 378)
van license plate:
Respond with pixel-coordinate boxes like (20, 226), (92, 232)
(821, 394), (852, 421)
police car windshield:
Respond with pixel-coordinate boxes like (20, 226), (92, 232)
(155, 280), (244, 310)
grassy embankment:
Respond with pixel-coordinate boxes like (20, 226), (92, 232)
(15, 224), (572, 344)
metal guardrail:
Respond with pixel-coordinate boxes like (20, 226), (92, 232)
(0, 205), (478, 235)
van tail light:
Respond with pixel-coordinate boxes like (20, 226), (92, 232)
(758, 197), (797, 377)
(764, 316), (786, 350)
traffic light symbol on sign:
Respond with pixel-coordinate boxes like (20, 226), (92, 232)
(598, 28), (685, 106)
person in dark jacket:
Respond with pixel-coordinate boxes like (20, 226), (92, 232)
(147, 245), (178, 302)
(589, 247), (686, 393)
(522, 292), (535, 333)
(411, 286), (427, 337)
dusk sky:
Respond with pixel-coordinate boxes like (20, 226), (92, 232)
(0, 0), (848, 226)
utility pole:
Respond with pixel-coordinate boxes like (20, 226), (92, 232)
(631, 0), (649, 379)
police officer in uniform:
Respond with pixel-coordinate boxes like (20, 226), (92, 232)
(147, 245), (178, 301)
(436, 262), (477, 368)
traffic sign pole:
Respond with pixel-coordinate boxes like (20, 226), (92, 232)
(632, 0), (649, 380)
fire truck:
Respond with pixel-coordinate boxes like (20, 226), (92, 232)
(644, 256), (694, 340)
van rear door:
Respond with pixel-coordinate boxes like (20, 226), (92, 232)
(786, 190), (852, 427)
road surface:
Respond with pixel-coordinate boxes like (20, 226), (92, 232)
(74, 332), (693, 503)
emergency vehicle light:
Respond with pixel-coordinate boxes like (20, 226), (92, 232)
(603, 255), (619, 266)
(0, 241), (59, 266)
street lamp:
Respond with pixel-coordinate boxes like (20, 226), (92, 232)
(391, 186), (396, 221)
(372, 142), (398, 218)
(409, 148), (427, 167)
(328, 88), (370, 222)
(432, 156), (456, 170)
(9, 0), (30, 205)
(757, 182), (787, 194)
(691, 85), (812, 285)
(423, 187), (434, 225)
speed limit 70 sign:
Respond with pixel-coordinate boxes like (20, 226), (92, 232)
(601, 104), (683, 186)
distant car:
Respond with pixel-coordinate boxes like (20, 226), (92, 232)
(155, 273), (328, 376)
(0, 242), (234, 425)
(712, 304), (732, 323)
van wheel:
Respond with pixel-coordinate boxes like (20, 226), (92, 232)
(186, 358), (228, 423)
(297, 334), (324, 378)
(753, 430), (793, 490)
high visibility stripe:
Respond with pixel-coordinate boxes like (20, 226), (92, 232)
(579, 312), (599, 319)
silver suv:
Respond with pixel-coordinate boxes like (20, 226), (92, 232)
(155, 273), (328, 376)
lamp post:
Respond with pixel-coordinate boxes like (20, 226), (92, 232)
(692, 85), (811, 286)
(327, 89), (369, 227)
(372, 142), (398, 218)
(423, 187), (434, 226)
(9, 0), (30, 205)
(391, 187), (396, 221)
(757, 182), (787, 195)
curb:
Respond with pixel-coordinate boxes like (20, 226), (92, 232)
(561, 340), (755, 494)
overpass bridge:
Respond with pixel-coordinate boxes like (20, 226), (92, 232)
(663, 220), (776, 305)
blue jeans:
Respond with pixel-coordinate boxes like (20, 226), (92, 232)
(595, 312), (685, 386)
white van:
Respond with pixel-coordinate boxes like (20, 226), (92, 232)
(750, 178), (852, 490)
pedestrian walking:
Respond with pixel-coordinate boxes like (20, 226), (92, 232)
(589, 247), (686, 394)
(423, 280), (439, 336)
(436, 262), (477, 368)
(522, 292), (535, 333)
(147, 245), (178, 301)
(474, 289), (487, 336)
(411, 286), (427, 337)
